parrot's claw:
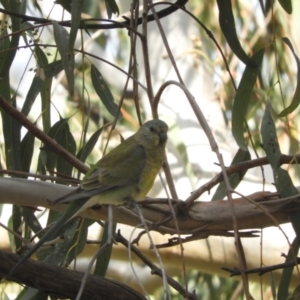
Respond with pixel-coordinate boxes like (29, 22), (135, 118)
(46, 198), (55, 206)
(124, 197), (136, 209)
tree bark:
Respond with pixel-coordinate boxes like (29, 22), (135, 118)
(0, 249), (146, 300)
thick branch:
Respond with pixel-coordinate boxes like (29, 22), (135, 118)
(0, 178), (299, 236)
(0, 249), (146, 300)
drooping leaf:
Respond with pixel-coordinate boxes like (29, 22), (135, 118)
(278, 237), (299, 300)
(278, 0), (292, 14)
(54, 0), (72, 13)
(212, 148), (251, 200)
(56, 122), (77, 177)
(53, 21), (74, 95)
(35, 46), (52, 133)
(37, 218), (80, 265)
(20, 130), (35, 173)
(66, 218), (93, 265)
(11, 206), (22, 250)
(91, 64), (120, 117)
(288, 283), (300, 300)
(21, 72), (43, 117)
(232, 49), (264, 150)
(77, 126), (107, 163)
(21, 207), (43, 235)
(0, 29), (21, 171)
(43, 60), (64, 78)
(31, 0), (43, 15)
(69, 0), (84, 51)
(278, 37), (300, 117)
(261, 102), (281, 171)
(105, 0), (119, 18)
(43, 119), (73, 174)
(94, 221), (116, 276)
(35, 45), (48, 66)
(216, 0), (255, 66)
(261, 103), (300, 246)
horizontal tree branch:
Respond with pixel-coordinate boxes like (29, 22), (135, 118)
(0, 249), (146, 300)
(0, 0), (188, 30)
(0, 177), (299, 236)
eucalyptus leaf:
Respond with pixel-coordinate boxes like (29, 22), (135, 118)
(91, 64), (120, 118)
(94, 221), (116, 276)
(53, 21), (74, 95)
(261, 102), (281, 171)
(232, 49), (264, 150)
(77, 126), (107, 163)
(212, 148), (251, 200)
(278, 37), (300, 117)
(20, 130), (35, 173)
(216, 0), (255, 66)
(278, 0), (292, 14)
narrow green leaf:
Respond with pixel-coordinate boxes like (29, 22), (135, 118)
(54, 0), (72, 13)
(261, 102), (281, 171)
(0, 0), (21, 78)
(288, 284), (300, 300)
(21, 207), (43, 234)
(35, 45), (48, 66)
(21, 73), (43, 117)
(278, 37), (300, 117)
(0, 93), (22, 171)
(212, 148), (251, 200)
(57, 122), (77, 177)
(216, 0), (255, 66)
(0, 29), (22, 171)
(91, 64), (120, 117)
(278, 0), (292, 14)
(20, 130), (35, 173)
(0, 29), (11, 78)
(12, 205), (22, 250)
(270, 271), (276, 299)
(76, 126), (106, 163)
(69, 0), (84, 50)
(37, 151), (47, 176)
(31, 0), (43, 15)
(44, 119), (69, 173)
(35, 46), (52, 133)
(66, 218), (93, 265)
(278, 237), (299, 300)
(94, 221), (116, 276)
(15, 287), (44, 300)
(37, 218), (80, 265)
(42, 119), (76, 176)
(105, 0), (119, 18)
(232, 49), (264, 150)
(261, 104), (300, 271)
(43, 60), (64, 78)
(41, 77), (52, 134)
(53, 21), (74, 95)
(275, 168), (299, 198)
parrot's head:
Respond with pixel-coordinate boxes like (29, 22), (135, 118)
(137, 119), (168, 147)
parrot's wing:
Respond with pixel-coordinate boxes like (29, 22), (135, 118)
(52, 144), (146, 204)
(83, 144), (146, 191)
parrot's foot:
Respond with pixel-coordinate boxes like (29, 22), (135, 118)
(123, 197), (136, 209)
(46, 198), (55, 205)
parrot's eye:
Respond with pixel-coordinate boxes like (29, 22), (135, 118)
(149, 126), (155, 133)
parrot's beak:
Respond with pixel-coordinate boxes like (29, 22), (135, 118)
(159, 131), (168, 143)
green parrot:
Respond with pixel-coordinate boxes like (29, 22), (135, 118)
(9, 119), (168, 275)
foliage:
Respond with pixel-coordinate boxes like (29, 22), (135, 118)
(0, 0), (300, 299)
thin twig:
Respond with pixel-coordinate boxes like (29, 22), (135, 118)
(116, 231), (198, 300)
